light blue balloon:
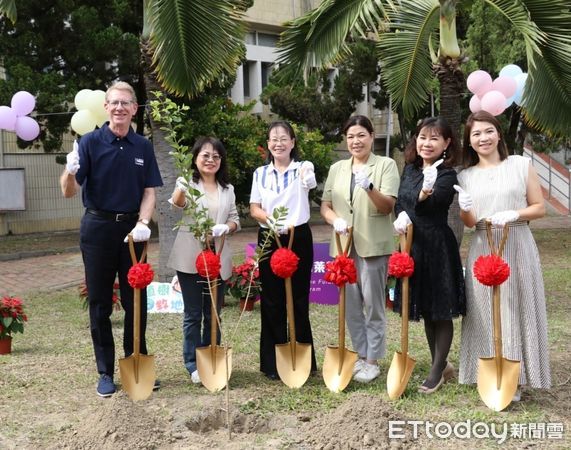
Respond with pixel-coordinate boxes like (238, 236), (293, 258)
(499, 64), (523, 79)
(513, 73), (528, 106)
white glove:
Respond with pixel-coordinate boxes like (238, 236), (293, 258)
(490, 210), (519, 227)
(211, 223), (230, 237)
(278, 221), (295, 235)
(175, 176), (188, 193)
(453, 185), (474, 212)
(422, 159), (444, 192)
(300, 161), (317, 190)
(333, 217), (348, 235)
(393, 211), (412, 235)
(354, 169), (372, 190)
(124, 222), (151, 242)
(66, 140), (80, 175)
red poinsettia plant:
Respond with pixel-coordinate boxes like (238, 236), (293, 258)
(0, 295), (28, 339)
(324, 254), (357, 287)
(79, 280), (121, 311)
(473, 254), (510, 286)
(388, 251), (415, 278)
(226, 258), (261, 300)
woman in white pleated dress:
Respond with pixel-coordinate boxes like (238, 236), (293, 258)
(455, 111), (551, 401)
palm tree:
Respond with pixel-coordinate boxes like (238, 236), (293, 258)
(278, 0), (571, 244)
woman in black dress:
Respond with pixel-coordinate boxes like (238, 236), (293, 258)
(393, 117), (466, 394)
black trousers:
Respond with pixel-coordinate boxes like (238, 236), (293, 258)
(258, 223), (317, 375)
(80, 212), (148, 377)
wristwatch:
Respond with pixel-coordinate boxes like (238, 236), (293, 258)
(367, 182), (374, 192)
(138, 218), (150, 225)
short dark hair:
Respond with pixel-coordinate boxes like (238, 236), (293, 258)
(191, 136), (230, 188)
(404, 116), (460, 168)
(266, 120), (299, 162)
(342, 115), (374, 135)
(462, 111), (509, 168)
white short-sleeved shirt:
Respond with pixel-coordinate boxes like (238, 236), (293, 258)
(250, 160), (310, 227)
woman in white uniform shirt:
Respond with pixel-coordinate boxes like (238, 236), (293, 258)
(168, 137), (240, 385)
(250, 121), (318, 380)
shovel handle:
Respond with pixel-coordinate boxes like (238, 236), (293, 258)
(285, 277), (297, 369)
(399, 224), (413, 356)
(128, 234), (148, 266)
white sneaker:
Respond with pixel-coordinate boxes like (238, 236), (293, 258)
(191, 370), (201, 384)
(353, 363), (380, 383)
(353, 359), (366, 375)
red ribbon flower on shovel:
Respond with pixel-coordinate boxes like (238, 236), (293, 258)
(196, 250), (221, 280)
(473, 254), (510, 286)
(388, 252), (415, 278)
(324, 254), (357, 287)
(128, 263), (155, 289)
(270, 248), (299, 279)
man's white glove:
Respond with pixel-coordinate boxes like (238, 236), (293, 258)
(124, 222), (151, 242)
(453, 185), (474, 212)
(66, 140), (80, 175)
(422, 159), (444, 192)
(300, 161), (317, 190)
(354, 169), (372, 190)
(211, 224), (230, 237)
(333, 217), (348, 235)
(490, 210), (519, 227)
(175, 176), (188, 193)
(278, 220), (295, 235)
(393, 211), (412, 235)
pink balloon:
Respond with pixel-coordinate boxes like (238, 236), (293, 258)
(492, 76), (517, 99)
(469, 95), (482, 113)
(11, 91), (36, 116)
(15, 116), (40, 141)
(0, 106), (17, 131)
(481, 90), (507, 116)
(467, 70), (493, 97)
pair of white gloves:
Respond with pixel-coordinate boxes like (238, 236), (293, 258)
(453, 185), (520, 226)
(175, 177), (230, 237)
(65, 141), (153, 242)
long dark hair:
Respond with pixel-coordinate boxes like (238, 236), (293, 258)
(342, 115), (374, 135)
(191, 136), (230, 188)
(266, 120), (299, 163)
(462, 111), (509, 168)
(404, 116), (459, 168)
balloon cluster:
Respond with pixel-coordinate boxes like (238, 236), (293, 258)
(0, 91), (40, 141)
(70, 89), (108, 135)
(467, 64), (528, 116)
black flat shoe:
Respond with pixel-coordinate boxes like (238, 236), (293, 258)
(264, 372), (279, 380)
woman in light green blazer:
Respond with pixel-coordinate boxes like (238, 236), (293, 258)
(321, 115), (400, 384)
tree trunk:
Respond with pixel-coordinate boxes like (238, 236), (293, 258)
(436, 57), (465, 247)
(140, 37), (180, 281)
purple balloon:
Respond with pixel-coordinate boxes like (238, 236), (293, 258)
(11, 91), (36, 116)
(15, 116), (40, 141)
(0, 106), (17, 131)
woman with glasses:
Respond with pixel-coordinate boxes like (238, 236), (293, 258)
(250, 120), (318, 381)
(168, 137), (240, 385)
(321, 115), (400, 383)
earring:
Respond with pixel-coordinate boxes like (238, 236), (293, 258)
(442, 148), (448, 159)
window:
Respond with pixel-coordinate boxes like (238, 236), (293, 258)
(258, 33), (278, 47)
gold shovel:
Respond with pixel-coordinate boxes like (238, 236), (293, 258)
(119, 236), (156, 401)
(387, 224), (416, 400)
(275, 227), (312, 388)
(322, 228), (358, 392)
(196, 235), (233, 392)
(477, 222), (520, 411)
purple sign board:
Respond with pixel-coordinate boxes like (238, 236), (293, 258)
(246, 243), (339, 305)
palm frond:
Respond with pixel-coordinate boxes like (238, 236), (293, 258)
(149, 0), (245, 98)
(0, 0), (17, 24)
(377, 0), (440, 117)
(277, 0), (389, 77)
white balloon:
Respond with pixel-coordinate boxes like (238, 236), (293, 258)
(71, 109), (98, 135)
(74, 89), (93, 110)
(86, 90), (106, 117)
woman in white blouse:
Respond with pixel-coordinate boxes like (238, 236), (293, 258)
(250, 121), (318, 380)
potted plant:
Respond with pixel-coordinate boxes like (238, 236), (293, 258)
(226, 258), (261, 311)
(0, 295), (28, 354)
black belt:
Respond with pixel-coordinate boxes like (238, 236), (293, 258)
(86, 208), (139, 222)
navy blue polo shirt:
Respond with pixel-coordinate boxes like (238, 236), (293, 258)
(75, 123), (163, 213)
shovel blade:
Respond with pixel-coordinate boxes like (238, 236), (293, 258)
(196, 345), (233, 392)
(275, 342), (312, 388)
(477, 357), (521, 411)
(322, 345), (358, 393)
(386, 351), (416, 400)
(119, 354), (156, 401)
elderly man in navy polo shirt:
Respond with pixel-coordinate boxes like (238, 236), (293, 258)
(60, 81), (163, 397)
